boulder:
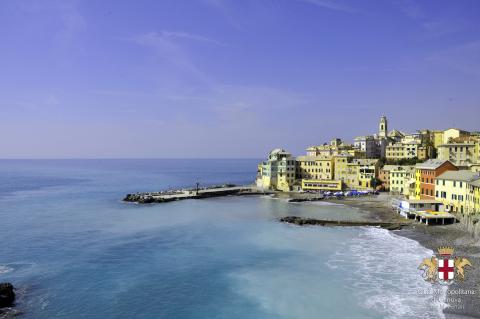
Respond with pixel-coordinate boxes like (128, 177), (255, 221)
(0, 283), (15, 308)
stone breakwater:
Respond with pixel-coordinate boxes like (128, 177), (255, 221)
(279, 216), (408, 230)
(123, 184), (273, 204)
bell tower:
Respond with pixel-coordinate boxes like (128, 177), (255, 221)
(379, 115), (387, 138)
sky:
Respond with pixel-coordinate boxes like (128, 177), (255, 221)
(1, 0), (479, 158)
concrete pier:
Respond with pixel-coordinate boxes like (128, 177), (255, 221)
(123, 184), (273, 204)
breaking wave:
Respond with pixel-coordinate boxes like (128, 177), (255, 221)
(327, 227), (447, 319)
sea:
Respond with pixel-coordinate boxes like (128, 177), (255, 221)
(0, 159), (446, 319)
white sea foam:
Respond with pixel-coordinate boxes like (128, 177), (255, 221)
(307, 201), (345, 206)
(0, 265), (13, 274)
(326, 227), (447, 319)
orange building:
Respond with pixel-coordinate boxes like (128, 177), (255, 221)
(415, 159), (458, 200)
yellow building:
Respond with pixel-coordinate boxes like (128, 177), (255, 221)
(443, 128), (469, 144)
(437, 140), (479, 167)
(340, 162), (359, 189)
(333, 154), (352, 184)
(357, 159), (380, 189)
(257, 149), (296, 192)
(306, 138), (355, 157)
(301, 179), (342, 191)
(296, 156), (334, 180)
(386, 141), (429, 161)
(414, 168), (421, 199)
(432, 130), (444, 149)
(389, 166), (415, 196)
(435, 170), (480, 215)
(467, 179), (480, 214)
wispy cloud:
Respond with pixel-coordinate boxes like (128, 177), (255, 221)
(131, 31), (217, 86)
(392, 0), (424, 19)
(17, 0), (87, 44)
(392, 1), (467, 38)
(427, 40), (480, 77)
(300, 0), (356, 13)
(421, 20), (467, 38)
(58, 2), (87, 41)
(159, 30), (222, 45)
(201, 0), (245, 30)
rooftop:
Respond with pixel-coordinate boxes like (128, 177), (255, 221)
(471, 179), (480, 187)
(381, 165), (401, 171)
(353, 158), (379, 165)
(415, 159), (453, 170)
(437, 170), (480, 182)
(296, 155), (332, 161)
(438, 142), (476, 147)
(390, 165), (415, 172)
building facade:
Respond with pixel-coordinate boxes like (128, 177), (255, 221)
(389, 165), (415, 196)
(356, 159), (380, 189)
(415, 159), (458, 200)
(435, 171), (480, 214)
(301, 179), (342, 191)
(296, 156), (334, 181)
(437, 140), (479, 167)
(467, 179), (480, 214)
(378, 165), (398, 191)
(257, 149), (296, 192)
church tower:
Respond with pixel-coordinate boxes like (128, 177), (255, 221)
(379, 115), (387, 138)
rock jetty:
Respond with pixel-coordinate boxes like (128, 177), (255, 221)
(279, 216), (406, 230)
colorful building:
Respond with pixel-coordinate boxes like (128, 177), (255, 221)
(296, 156), (334, 181)
(341, 162), (360, 189)
(415, 159), (458, 200)
(389, 165), (415, 196)
(356, 159), (380, 189)
(442, 128), (469, 144)
(333, 153), (353, 185)
(306, 138), (355, 157)
(435, 170), (480, 214)
(467, 179), (480, 214)
(378, 165), (399, 191)
(257, 149), (296, 192)
(386, 141), (422, 161)
(437, 138), (480, 168)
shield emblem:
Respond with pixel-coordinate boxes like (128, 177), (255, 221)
(438, 258), (454, 281)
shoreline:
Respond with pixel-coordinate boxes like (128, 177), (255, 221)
(123, 187), (480, 317)
(323, 194), (480, 319)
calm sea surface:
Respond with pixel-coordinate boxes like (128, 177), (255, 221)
(0, 159), (445, 319)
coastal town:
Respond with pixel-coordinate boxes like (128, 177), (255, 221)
(256, 116), (480, 219)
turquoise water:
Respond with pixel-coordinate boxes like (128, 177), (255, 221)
(0, 160), (445, 319)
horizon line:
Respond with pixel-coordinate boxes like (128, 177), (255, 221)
(0, 157), (264, 160)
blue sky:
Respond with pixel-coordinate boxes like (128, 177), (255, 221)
(1, 0), (479, 158)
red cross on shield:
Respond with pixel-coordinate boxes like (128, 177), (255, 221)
(438, 258), (454, 281)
